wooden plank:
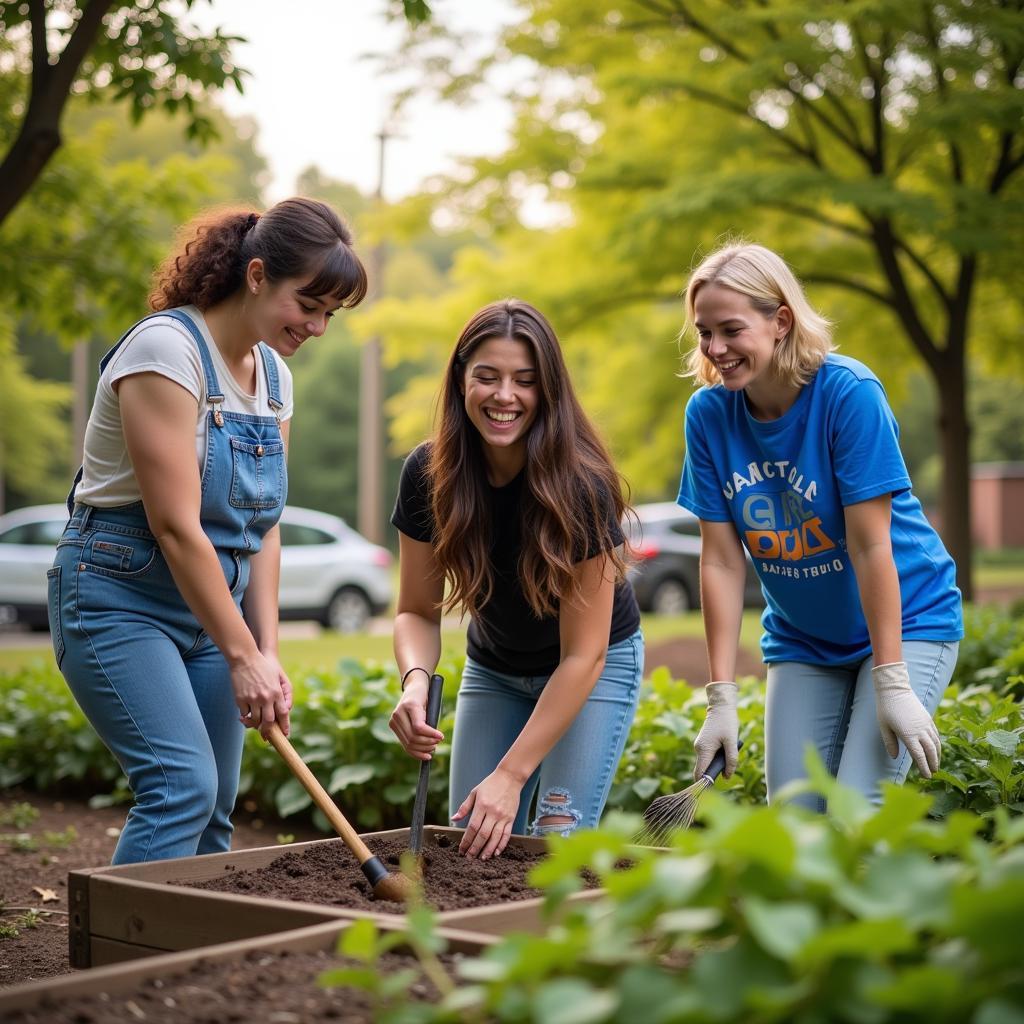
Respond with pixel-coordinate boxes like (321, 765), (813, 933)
(440, 887), (607, 935)
(71, 824), (592, 966)
(0, 919), (495, 1013)
(81, 875), (353, 962)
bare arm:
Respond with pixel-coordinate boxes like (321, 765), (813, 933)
(388, 533), (445, 758)
(119, 372), (286, 734)
(844, 495), (902, 665)
(698, 520), (748, 682)
(456, 553), (617, 858)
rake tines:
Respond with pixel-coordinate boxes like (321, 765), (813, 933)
(634, 738), (744, 846)
(633, 776), (712, 846)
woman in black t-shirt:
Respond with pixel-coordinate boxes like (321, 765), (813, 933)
(389, 299), (644, 860)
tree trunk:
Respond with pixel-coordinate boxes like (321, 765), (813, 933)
(0, 122), (62, 227)
(0, 0), (115, 229)
(933, 354), (973, 602)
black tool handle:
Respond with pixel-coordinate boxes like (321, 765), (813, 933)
(409, 674), (444, 854)
(425, 673), (444, 732)
(703, 737), (744, 782)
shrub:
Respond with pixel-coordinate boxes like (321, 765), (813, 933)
(1, 644), (1019, 832)
(951, 604), (1024, 696)
(338, 775), (1024, 1023)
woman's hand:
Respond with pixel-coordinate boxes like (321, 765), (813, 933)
(230, 651), (292, 739)
(389, 675), (444, 761)
(693, 680), (739, 779)
(871, 661), (941, 777)
(258, 651), (293, 739)
(453, 767), (522, 860)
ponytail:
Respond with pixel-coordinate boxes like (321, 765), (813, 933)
(149, 197), (367, 312)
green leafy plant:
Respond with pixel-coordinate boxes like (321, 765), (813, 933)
(0, 802), (39, 828)
(951, 604), (1024, 696)
(319, 766), (1024, 1023)
(238, 655), (464, 829)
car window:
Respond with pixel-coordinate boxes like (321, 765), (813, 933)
(0, 520), (64, 545)
(280, 523), (335, 546)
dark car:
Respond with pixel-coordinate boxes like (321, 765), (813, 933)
(626, 502), (765, 615)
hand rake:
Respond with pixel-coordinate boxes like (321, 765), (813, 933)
(636, 738), (744, 846)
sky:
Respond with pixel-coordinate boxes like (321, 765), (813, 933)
(189, 0), (520, 202)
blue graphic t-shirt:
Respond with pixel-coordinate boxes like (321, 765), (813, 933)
(677, 354), (963, 665)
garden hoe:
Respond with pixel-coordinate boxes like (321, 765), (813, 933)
(409, 673), (445, 858)
(264, 722), (411, 902)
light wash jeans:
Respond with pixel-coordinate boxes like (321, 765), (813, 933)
(449, 629), (644, 836)
(765, 640), (959, 811)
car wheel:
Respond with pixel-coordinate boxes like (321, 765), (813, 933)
(324, 587), (372, 634)
(650, 577), (692, 616)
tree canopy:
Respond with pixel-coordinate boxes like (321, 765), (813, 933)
(372, 0), (1024, 596)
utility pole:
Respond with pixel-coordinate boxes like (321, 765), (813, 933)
(357, 127), (389, 544)
(71, 339), (90, 470)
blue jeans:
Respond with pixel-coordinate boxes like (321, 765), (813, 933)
(449, 629), (644, 836)
(764, 640), (959, 811)
(49, 507), (246, 864)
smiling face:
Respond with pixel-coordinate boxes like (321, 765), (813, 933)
(693, 282), (792, 393)
(460, 336), (539, 469)
(246, 260), (343, 358)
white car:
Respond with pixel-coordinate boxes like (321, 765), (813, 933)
(0, 504), (392, 633)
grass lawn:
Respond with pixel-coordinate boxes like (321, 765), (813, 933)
(0, 611), (766, 677)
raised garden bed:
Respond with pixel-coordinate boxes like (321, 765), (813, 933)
(0, 917), (492, 1021)
(69, 826), (604, 967)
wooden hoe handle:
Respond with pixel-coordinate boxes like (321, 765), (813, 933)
(264, 722), (375, 865)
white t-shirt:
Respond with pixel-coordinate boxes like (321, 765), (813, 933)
(75, 306), (294, 507)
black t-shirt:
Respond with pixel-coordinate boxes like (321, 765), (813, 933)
(391, 443), (641, 675)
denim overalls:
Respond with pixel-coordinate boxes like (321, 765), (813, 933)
(48, 308), (287, 864)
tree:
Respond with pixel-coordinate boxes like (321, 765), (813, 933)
(0, 0), (433, 229)
(0, 0), (246, 228)
(387, 0), (1024, 598)
(0, 96), (268, 512)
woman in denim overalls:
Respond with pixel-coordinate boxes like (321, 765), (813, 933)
(49, 199), (367, 864)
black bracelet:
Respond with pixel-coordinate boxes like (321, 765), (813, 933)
(401, 666), (430, 691)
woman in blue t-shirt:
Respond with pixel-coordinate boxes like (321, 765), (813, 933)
(676, 242), (962, 809)
(388, 299), (644, 858)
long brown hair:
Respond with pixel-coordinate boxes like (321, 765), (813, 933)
(429, 299), (632, 620)
(149, 197), (367, 311)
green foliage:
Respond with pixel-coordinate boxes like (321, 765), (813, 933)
(0, 316), (71, 502)
(0, 2), (247, 162)
(325, 782), (1024, 1023)
(237, 655), (465, 830)
(0, 663), (131, 801)
(923, 687), (1024, 819)
(609, 667), (767, 813)
(0, 802), (39, 829)
(1, 638), (1020, 832)
(375, 0), (1024, 568)
(952, 604), (1024, 698)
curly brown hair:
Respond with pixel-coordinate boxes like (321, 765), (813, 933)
(429, 299), (634, 620)
(149, 198), (367, 312)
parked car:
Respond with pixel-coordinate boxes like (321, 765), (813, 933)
(0, 504), (392, 634)
(626, 502), (764, 615)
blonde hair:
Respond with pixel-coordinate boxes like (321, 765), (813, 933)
(682, 242), (835, 388)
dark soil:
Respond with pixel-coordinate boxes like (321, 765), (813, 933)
(0, 792), (321, 990)
(183, 832), (574, 912)
(5, 945), (462, 1024)
(645, 635), (763, 684)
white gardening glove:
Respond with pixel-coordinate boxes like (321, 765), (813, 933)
(871, 661), (941, 778)
(693, 681), (739, 781)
